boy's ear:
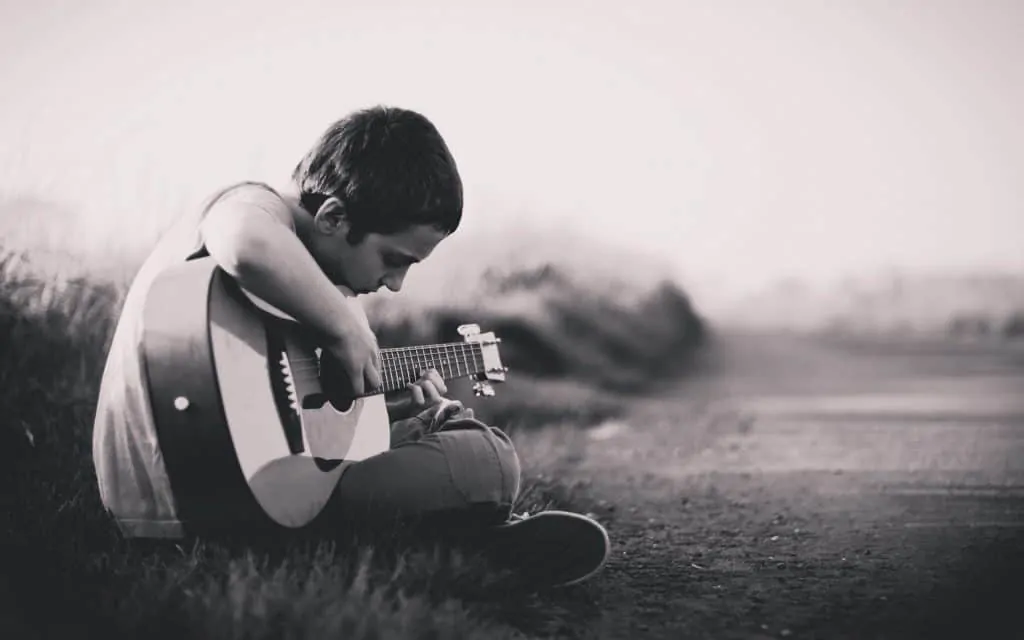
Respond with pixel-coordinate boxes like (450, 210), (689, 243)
(313, 196), (350, 236)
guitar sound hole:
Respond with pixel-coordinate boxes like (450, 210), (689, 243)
(314, 458), (343, 472)
(300, 392), (353, 413)
(317, 352), (356, 412)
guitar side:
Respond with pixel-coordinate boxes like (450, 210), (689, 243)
(143, 258), (391, 532)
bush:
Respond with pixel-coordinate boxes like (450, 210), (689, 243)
(369, 263), (706, 393)
(1002, 312), (1024, 339)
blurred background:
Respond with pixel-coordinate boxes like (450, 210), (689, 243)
(1, 0), (1022, 337)
(3, 4), (1024, 636)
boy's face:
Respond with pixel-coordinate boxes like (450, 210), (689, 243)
(311, 217), (448, 295)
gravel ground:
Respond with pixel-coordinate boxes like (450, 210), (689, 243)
(553, 332), (1024, 639)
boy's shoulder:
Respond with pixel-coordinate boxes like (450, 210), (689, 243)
(203, 181), (296, 230)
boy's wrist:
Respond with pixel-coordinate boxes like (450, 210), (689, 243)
(321, 302), (364, 342)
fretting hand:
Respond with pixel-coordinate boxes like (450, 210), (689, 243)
(386, 368), (447, 422)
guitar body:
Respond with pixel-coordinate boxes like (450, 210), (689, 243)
(142, 257), (391, 534)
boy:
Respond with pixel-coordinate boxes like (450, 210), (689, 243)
(93, 106), (606, 587)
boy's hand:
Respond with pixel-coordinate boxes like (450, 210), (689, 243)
(322, 323), (382, 397)
(386, 369), (447, 422)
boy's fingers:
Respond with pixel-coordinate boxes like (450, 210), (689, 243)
(341, 361), (365, 395)
(365, 364), (382, 391)
(406, 383), (425, 406)
(421, 368), (447, 395)
(422, 381), (443, 403)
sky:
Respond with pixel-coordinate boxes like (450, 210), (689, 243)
(1, 0), (1022, 304)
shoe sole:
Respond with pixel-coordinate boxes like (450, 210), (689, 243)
(490, 509), (610, 587)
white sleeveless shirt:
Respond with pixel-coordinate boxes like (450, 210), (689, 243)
(92, 183), (300, 538)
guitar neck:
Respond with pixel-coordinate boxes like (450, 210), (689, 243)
(376, 342), (487, 394)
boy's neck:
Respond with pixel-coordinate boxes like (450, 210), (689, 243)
(274, 182), (314, 244)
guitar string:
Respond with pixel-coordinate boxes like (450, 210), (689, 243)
(283, 363), (486, 376)
(283, 348), (486, 362)
(281, 348), (487, 388)
(286, 367), (486, 390)
(284, 346), (486, 368)
(282, 344), (485, 360)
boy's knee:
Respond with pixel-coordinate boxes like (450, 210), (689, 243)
(437, 427), (521, 511)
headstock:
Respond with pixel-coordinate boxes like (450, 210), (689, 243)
(457, 323), (507, 397)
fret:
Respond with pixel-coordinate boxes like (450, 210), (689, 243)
(429, 346), (439, 374)
(404, 347), (415, 380)
(412, 347), (424, 377)
(391, 354), (402, 390)
(396, 348), (408, 382)
(438, 345), (451, 378)
(385, 351), (395, 388)
(424, 345), (436, 375)
(377, 342), (486, 388)
(399, 349), (411, 385)
(416, 346), (427, 376)
(472, 344), (483, 375)
(431, 346), (441, 376)
(410, 349), (420, 382)
(395, 350), (406, 385)
(388, 353), (400, 391)
(410, 348), (420, 380)
(408, 350), (418, 380)
(380, 355), (390, 392)
(430, 346), (440, 377)
(405, 347), (415, 376)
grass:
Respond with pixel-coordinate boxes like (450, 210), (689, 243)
(0, 247), (703, 639)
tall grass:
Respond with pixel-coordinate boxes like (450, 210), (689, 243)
(2, 248), (128, 636)
(0, 244), (703, 638)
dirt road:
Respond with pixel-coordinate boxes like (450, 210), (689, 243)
(559, 332), (1024, 639)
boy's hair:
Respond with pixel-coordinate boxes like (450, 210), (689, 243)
(291, 106), (463, 243)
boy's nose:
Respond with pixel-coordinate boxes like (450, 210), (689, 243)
(383, 271), (407, 292)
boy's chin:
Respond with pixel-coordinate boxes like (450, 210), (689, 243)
(332, 280), (359, 295)
(331, 277), (381, 296)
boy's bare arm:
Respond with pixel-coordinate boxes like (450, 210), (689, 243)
(199, 200), (381, 395)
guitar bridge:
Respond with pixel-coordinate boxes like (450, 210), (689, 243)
(265, 322), (305, 455)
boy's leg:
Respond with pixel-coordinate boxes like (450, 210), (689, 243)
(326, 415), (521, 534)
(321, 409), (609, 589)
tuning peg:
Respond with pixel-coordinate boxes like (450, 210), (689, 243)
(458, 323), (480, 338)
(472, 381), (496, 397)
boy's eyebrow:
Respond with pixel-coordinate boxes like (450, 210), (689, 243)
(389, 250), (421, 264)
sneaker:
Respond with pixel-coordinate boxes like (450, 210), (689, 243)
(481, 510), (610, 588)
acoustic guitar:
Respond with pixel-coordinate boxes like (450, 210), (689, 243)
(141, 257), (506, 534)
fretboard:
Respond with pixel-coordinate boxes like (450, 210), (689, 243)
(376, 342), (487, 394)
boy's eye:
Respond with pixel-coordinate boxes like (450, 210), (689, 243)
(383, 255), (408, 269)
